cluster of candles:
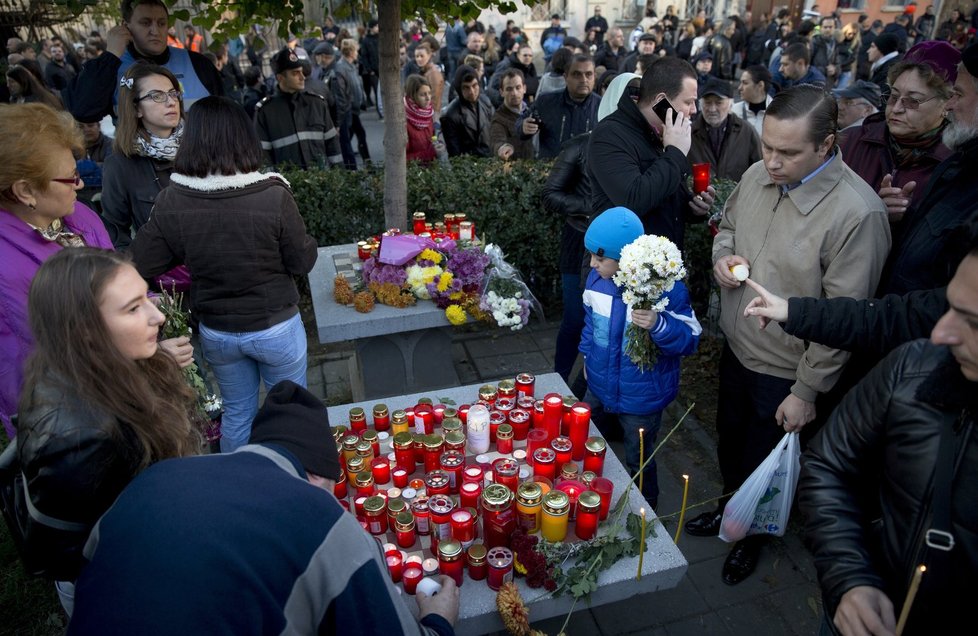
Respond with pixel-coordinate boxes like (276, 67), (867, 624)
(356, 213), (476, 260)
(330, 372), (618, 592)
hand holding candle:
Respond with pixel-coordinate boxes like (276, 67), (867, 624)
(896, 565), (926, 635)
(692, 163), (710, 194)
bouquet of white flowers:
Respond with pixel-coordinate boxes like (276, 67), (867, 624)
(479, 244), (543, 331)
(612, 235), (687, 370)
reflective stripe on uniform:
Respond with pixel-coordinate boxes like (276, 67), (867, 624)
(260, 128), (338, 150)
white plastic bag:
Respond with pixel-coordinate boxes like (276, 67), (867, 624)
(719, 432), (800, 543)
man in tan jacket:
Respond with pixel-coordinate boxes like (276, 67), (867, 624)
(683, 85), (891, 586)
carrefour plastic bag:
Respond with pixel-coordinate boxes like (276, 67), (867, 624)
(479, 244), (544, 330)
(719, 432), (800, 542)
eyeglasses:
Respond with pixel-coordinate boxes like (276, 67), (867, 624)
(135, 89), (183, 104)
(51, 174), (81, 186)
(886, 92), (941, 110)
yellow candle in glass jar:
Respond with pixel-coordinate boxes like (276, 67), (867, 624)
(516, 482), (543, 533)
(540, 490), (570, 542)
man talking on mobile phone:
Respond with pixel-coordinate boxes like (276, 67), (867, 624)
(588, 56), (714, 255)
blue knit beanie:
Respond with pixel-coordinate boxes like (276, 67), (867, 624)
(584, 207), (644, 261)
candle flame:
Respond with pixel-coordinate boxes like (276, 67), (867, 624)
(919, 565), (927, 573)
(683, 474), (689, 480)
(639, 428), (644, 434)
(640, 507), (645, 515)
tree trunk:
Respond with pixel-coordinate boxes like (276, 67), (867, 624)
(378, 0), (407, 231)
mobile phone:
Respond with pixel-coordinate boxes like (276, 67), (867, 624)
(652, 96), (678, 124)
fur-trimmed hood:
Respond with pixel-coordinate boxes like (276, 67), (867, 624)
(169, 171), (290, 192)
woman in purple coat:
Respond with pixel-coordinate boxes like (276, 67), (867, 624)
(0, 103), (189, 438)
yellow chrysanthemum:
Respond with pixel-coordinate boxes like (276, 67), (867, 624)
(436, 271), (454, 293)
(421, 265), (441, 285)
(449, 291), (464, 301)
(419, 248), (443, 264)
(445, 304), (467, 325)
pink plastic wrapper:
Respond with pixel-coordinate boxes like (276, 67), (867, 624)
(378, 234), (425, 266)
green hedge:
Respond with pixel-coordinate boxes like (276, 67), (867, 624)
(282, 159), (730, 315)
(281, 158), (562, 310)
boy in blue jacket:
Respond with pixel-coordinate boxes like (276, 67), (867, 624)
(580, 207), (701, 508)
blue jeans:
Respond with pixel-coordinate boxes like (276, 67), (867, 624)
(554, 273), (585, 381)
(199, 313), (308, 452)
(584, 389), (663, 504)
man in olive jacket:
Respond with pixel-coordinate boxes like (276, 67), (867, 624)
(684, 85), (891, 586)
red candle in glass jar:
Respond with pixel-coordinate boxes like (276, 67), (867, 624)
(542, 393), (563, 440)
(385, 549), (404, 583)
(583, 437), (607, 476)
(467, 544), (487, 581)
(349, 407), (367, 433)
(517, 395), (535, 412)
(371, 457), (391, 485)
(364, 496), (388, 535)
(560, 396), (576, 437)
(494, 397), (515, 416)
(372, 403), (390, 431)
(496, 423), (514, 455)
(423, 435), (444, 473)
(392, 467), (410, 488)
(412, 212), (427, 235)
(532, 447), (557, 481)
(557, 479), (585, 521)
(412, 435), (425, 464)
(428, 494), (456, 556)
(532, 399), (545, 431)
(414, 404), (434, 435)
(439, 450), (465, 493)
(425, 470), (451, 497)
(492, 457), (520, 493)
(432, 403), (446, 426)
(590, 477), (614, 521)
(392, 433), (416, 474)
(450, 509), (476, 549)
(437, 539), (464, 586)
(333, 472), (348, 499)
(462, 464), (484, 484)
(526, 429), (549, 466)
(394, 511), (416, 548)
(515, 372), (535, 398)
(354, 495), (369, 518)
(488, 410), (505, 443)
(459, 481), (482, 510)
(507, 408), (530, 441)
(568, 402), (590, 461)
(692, 162), (710, 194)
(481, 484), (515, 549)
(574, 491), (601, 540)
(486, 546), (514, 591)
(412, 497), (431, 535)
(551, 436), (573, 466)
(457, 404), (470, 425)
(403, 566), (423, 594)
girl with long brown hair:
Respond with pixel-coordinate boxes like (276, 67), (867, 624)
(5, 64), (62, 110)
(16, 247), (199, 602)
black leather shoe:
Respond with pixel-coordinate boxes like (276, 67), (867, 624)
(722, 539), (762, 585)
(684, 510), (723, 537)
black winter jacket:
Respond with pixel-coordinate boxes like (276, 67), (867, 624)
(541, 133), (590, 275)
(254, 88), (343, 169)
(879, 136), (978, 296)
(517, 89), (600, 159)
(588, 90), (699, 253)
(783, 287), (947, 357)
(131, 172), (318, 332)
(61, 43), (223, 122)
(101, 152), (172, 251)
(16, 375), (144, 580)
(441, 66), (493, 157)
(799, 340), (978, 633)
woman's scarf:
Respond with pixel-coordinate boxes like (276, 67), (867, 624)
(134, 120), (184, 160)
(404, 96), (433, 130)
(888, 120), (949, 169)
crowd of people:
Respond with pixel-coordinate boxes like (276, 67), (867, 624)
(1, 1), (977, 634)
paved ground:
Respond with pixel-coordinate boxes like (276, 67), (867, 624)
(304, 314), (824, 636)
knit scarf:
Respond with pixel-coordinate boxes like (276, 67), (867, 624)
(404, 97), (433, 130)
(134, 120), (184, 160)
(888, 120), (948, 169)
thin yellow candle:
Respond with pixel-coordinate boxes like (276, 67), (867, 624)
(638, 428), (645, 494)
(895, 565), (926, 636)
(673, 474), (690, 544)
(637, 507), (647, 580)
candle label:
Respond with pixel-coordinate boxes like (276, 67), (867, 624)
(369, 520), (383, 534)
(414, 415), (425, 435)
(416, 516), (430, 534)
(502, 570), (513, 584)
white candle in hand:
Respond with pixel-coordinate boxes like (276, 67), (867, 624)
(730, 264), (749, 282)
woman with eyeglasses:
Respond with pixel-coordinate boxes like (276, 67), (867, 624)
(838, 41), (960, 224)
(100, 62), (184, 251)
(0, 103), (113, 439)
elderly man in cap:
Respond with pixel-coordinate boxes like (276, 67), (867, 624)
(67, 381), (460, 635)
(621, 32), (657, 73)
(833, 80), (880, 130)
(688, 77), (762, 181)
(255, 47), (343, 169)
